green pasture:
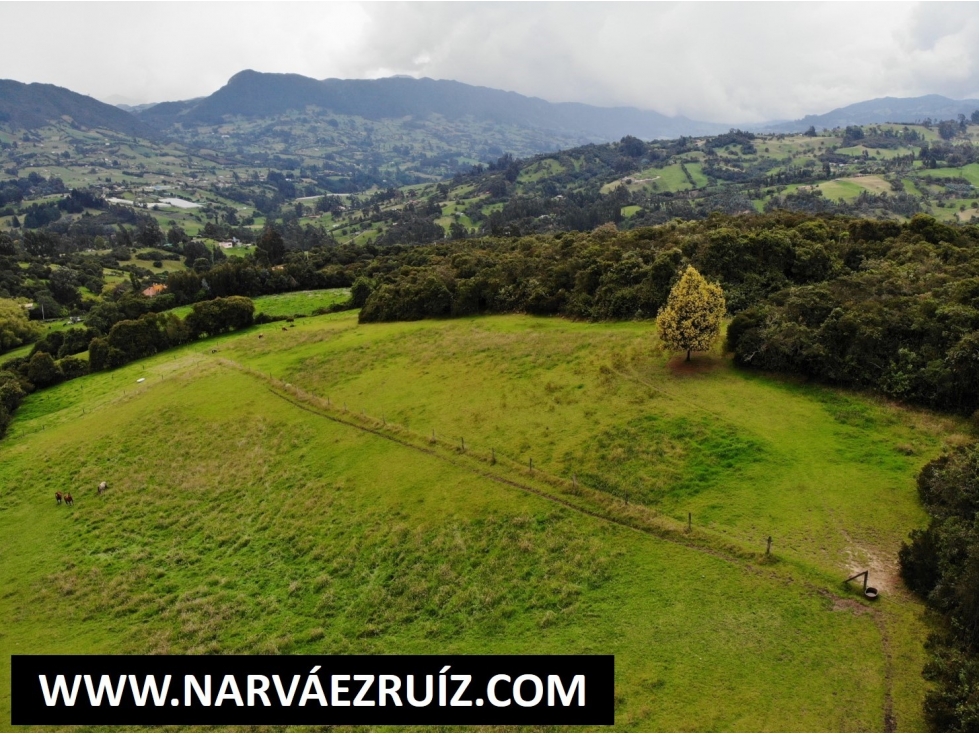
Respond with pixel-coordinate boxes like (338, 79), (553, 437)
(835, 146), (914, 160)
(168, 289), (350, 321)
(916, 162), (979, 187)
(685, 163), (708, 187)
(0, 310), (959, 729)
(816, 176), (889, 201)
(517, 158), (566, 184)
(603, 164), (693, 194)
(132, 258), (186, 275)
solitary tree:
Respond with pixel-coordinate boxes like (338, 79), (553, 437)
(656, 266), (726, 361)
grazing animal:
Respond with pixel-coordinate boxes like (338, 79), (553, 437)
(258, 334), (264, 339)
(64, 493), (74, 506)
(282, 327), (288, 331)
(55, 491), (62, 505)
(98, 481), (107, 495)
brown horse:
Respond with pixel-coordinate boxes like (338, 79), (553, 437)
(55, 491), (62, 505)
(64, 493), (74, 506)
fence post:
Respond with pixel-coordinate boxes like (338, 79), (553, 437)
(687, 512), (692, 532)
(766, 536), (773, 555)
(461, 437), (465, 451)
(491, 448), (496, 464)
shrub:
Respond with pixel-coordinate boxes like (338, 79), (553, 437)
(185, 296), (254, 338)
(57, 356), (89, 380)
(26, 351), (63, 388)
(88, 337), (110, 371)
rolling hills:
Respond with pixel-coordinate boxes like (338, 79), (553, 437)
(0, 307), (969, 730)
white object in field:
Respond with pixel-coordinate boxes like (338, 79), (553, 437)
(136, 378), (145, 383)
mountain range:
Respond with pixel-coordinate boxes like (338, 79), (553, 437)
(134, 70), (730, 140)
(4, 71), (979, 146)
(764, 94), (979, 132)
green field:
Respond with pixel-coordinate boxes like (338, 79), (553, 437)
(815, 176), (891, 201)
(0, 311), (964, 730)
(168, 288), (350, 320)
(916, 162), (979, 187)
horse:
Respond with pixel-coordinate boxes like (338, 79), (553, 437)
(64, 493), (74, 506)
(98, 481), (107, 496)
(55, 491), (62, 505)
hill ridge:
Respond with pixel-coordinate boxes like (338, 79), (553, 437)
(137, 69), (731, 140)
(0, 78), (158, 138)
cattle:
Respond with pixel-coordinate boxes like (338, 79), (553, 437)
(55, 491), (62, 505)
(98, 481), (107, 496)
(258, 334), (264, 339)
(64, 493), (74, 506)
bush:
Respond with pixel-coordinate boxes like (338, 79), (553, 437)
(88, 337), (110, 371)
(185, 296), (254, 338)
(26, 351), (63, 388)
(57, 356), (89, 380)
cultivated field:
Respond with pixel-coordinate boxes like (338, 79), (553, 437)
(0, 311), (966, 730)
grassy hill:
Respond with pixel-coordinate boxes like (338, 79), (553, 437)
(1, 309), (969, 730)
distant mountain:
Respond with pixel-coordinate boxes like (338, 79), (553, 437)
(0, 78), (157, 138)
(137, 70), (730, 141)
(114, 102), (161, 114)
(762, 94), (979, 133)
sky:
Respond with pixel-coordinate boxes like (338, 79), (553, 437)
(2, 1), (979, 124)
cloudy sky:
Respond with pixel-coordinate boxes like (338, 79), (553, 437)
(2, 1), (979, 123)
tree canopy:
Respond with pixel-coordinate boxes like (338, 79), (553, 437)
(0, 298), (41, 352)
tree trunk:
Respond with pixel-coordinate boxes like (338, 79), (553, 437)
(686, 349), (691, 362)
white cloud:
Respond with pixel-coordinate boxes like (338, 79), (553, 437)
(2, 1), (979, 123)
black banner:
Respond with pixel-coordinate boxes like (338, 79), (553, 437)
(11, 654), (614, 725)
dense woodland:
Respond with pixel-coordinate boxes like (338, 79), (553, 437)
(900, 446), (979, 731)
